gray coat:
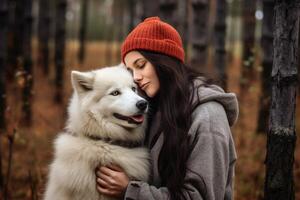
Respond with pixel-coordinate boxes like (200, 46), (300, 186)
(124, 81), (239, 200)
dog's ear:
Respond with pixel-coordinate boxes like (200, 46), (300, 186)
(71, 71), (95, 93)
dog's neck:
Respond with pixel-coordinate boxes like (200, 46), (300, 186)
(87, 135), (142, 148)
(67, 130), (143, 148)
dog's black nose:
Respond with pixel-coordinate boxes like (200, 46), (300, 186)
(136, 100), (148, 111)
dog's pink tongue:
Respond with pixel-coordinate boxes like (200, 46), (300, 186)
(130, 115), (144, 123)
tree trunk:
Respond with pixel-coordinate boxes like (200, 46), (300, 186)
(54, 0), (67, 103)
(226, 0), (241, 64)
(126, 0), (136, 32)
(190, 0), (209, 69)
(114, 1), (125, 41)
(0, 0), (8, 190)
(214, 0), (227, 89)
(159, 0), (178, 29)
(298, 20), (300, 92)
(0, 0), (8, 131)
(264, 0), (299, 199)
(112, 0), (124, 61)
(141, 0), (159, 20)
(177, 0), (188, 55)
(37, 0), (51, 74)
(21, 0), (33, 126)
(240, 0), (256, 90)
(78, 0), (88, 63)
(104, 18), (113, 65)
(7, 0), (23, 79)
(257, 0), (274, 133)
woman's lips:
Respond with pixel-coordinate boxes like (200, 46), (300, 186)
(140, 83), (149, 90)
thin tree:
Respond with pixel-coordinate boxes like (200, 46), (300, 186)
(159, 0), (178, 28)
(0, 0), (8, 191)
(0, 0), (8, 130)
(240, 0), (256, 90)
(78, 0), (89, 63)
(264, 0), (299, 199)
(37, 0), (51, 75)
(190, 0), (209, 69)
(178, 0), (189, 54)
(226, 0), (241, 64)
(299, 22), (300, 92)
(7, 0), (23, 79)
(104, 0), (114, 65)
(257, 0), (274, 133)
(6, 0), (15, 80)
(214, 0), (227, 89)
(133, 0), (142, 24)
(113, 0), (123, 31)
(113, 0), (125, 62)
(141, 0), (159, 20)
(54, 0), (67, 103)
(21, 0), (33, 125)
(127, 0), (136, 32)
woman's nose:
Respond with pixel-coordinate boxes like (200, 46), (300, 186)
(133, 71), (142, 82)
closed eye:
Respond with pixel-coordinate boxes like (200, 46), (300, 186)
(132, 87), (137, 92)
(110, 90), (121, 96)
(137, 61), (146, 69)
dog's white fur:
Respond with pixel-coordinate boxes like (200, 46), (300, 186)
(44, 65), (150, 200)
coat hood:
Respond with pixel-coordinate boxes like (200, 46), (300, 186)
(192, 78), (239, 126)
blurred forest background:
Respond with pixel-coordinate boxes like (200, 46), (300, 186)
(0, 0), (299, 199)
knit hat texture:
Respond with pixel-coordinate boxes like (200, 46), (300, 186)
(121, 16), (185, 63)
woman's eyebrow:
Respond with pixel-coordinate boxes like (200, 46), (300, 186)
(133, 58), (144, 66)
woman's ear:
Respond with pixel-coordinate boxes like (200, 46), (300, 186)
(71, 71), (95, 94)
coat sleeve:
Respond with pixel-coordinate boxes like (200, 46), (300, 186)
(123, 101), (237, 200)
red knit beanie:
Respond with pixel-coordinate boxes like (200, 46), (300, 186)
(121, 16), (185, 63)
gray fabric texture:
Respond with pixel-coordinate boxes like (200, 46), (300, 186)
(124, 80), (239, 200)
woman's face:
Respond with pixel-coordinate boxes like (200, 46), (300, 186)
(124, 51), (160, 98)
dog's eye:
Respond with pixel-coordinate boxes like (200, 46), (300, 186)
(132, 87), (136, 92)
(110, 90), (121, 96)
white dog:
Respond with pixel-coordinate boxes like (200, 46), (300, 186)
(44, 65), (150, 200)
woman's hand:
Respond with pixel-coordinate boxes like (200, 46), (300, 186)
(95, 164), (129, 198)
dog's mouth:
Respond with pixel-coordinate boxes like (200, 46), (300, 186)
(113, 113), (145, 124)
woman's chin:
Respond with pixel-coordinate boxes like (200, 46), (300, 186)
(145, 88), (159, 98)
(145, 91), (154, 98)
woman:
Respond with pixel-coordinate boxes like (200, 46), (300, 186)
(96, 16), (238, 200)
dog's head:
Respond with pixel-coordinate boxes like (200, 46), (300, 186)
(67, 64), (148, 142)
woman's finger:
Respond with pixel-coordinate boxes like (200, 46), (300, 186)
(97, 177), (119, 191)
(97, 185), (120, 198)
(98, 172), (116, 185)
(107, 164), (123, 172)
(95, 167), (101, 178)
(97, 177), (109, 188)
(97, 186), (115, 196)
(99, 166), (115, 176)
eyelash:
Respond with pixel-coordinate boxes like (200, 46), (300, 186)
(137, 62), (146, 69)
(126, 61), (146, 73)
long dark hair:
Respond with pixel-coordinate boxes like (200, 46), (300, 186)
(140, 50), (207, 200)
